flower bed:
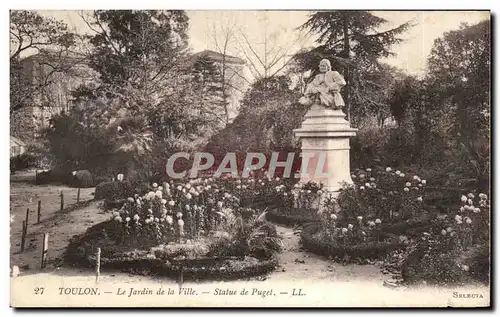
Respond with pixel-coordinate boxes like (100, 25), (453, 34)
(64, 219), (279, 280)
(300, 222), (405, 261)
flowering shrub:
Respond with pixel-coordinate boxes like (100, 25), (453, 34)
(108, 174), (292, 247)
(336, 166), (428, 225)
(392, 192), (491, 285)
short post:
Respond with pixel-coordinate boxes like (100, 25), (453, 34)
(25, 208), (29, 226)
(41, 233), (49, 269)
(60, 191), (64, 211)
(37, 200), (41, 223)
(95, 247), (101, 284)
(77, 188), (81, 204)
(21, 221), (27, 252)
(178, 265), (184, 290)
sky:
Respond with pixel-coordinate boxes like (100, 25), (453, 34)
(38, 10), (490, 77)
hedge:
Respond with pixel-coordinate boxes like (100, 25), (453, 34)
(300, 222), (406, 260)
(266, 209), (321, 227)
(94, 181), (135, 200)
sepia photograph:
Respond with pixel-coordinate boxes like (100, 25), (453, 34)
(8, 8), (491, 308)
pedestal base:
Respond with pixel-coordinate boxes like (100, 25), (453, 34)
(293, 104), (358, 192)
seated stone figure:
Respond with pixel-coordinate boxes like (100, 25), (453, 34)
(299, 59), (346, 110)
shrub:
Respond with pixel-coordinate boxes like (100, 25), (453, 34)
(401, 192), (491, 285)
(10, 153), (36, 172)
(336, 166), (429, 225)
(94, 181), (135, 200)
(69, 170), (94, 188)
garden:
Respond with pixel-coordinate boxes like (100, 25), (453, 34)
(10, 10), (490, 290)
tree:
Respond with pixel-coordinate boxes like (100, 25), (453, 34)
(296, 11), (413, 124)
(10, 10), (80, 113)
(425, 20), (490, 189)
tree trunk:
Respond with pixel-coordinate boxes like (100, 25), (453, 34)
(343, 13), (350, 122)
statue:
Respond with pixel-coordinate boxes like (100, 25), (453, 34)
(299, 59), (346, 110)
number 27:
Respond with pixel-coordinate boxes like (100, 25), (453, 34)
(34, 287), (44, 295)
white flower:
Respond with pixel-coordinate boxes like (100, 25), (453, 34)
(194, 191), (199, 196)
(395, 170), (401, 175)
(275, 177), (280, 182)
(421, 179), (426, 185)
(351, 174), (356, 179)
(400, 173), (405, 177)
(465, 217), (472, 224)
(417, 196), (423, 202)
(148, 209), (153, 214)
(473, 208), (481, 213)
(455, 215), (462, 222)
(365, 182), (371, 188)
(237, 185), (242, 189)
(403, 187), (410, 192)
(127, 197), (134, 203)
(168, 200), (175, 207)
(153, 183), (158, 188)
(294, 184), (300, 188)
(368, 221), (376, 227)
(164, 183), (170, 189)
(185, 184), (192, 190)
(166, 215), (173, 224)
(375, 218), (381, 224)
(468, 193), (475, 199)
(462, 265), (469, 272)
(467, 199), (473, 205)
(360, 186), (365, 190)
(418, 184), (423, 187)
(366, 168), (372, 172)
(177, 185), (182, 191)
(446, 227), (453, 233)
(155, 190), (162, 198)
(161, 199), (167, 205)
(185, 205), (191, 211)
(146, 191), (155, 200)
(347, 224), (353, 230)
(154, 217), (159, 222)
(186, 193), (192, 200)
(217, 201), (223, 208)
(117, 173), (124, 181)
(369, 177), (375, 182)
(176, 212), (183, 218)
(361, 231), (366, 236)
(405, 182), (411, 187)
(307, 190), (312, 194)
(158, 186), (163, 191)
(479, 193), (487, 200)
(330, 214), (337, 220)
(145, 218), (151, 224)
(178, 219), (184, 226)
(341, 228), (348, 234)
(450, 231), (456, 237)
(359, 174), (365, 179)
(317, 190), (323, 195)
(133, 214), (140, 221)
(357, 216), (363, 222)
(125, 217), (130, 222)
(284, 192), (288, 196)
(441, 229), (447, 235)
(461, 195), (468, 203)
(386, 167), (392, 172)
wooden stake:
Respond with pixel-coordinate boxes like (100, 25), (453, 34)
(178, 266), (184, 290)
(37, 200), (41, 223)
(25, 208), (29, 226)
(21, 221), (27, 252)
(41, 233), (49, 269)
(77, 188), (81, 204)
(95, 247), (101, 284)
(60, 191), (64, 211)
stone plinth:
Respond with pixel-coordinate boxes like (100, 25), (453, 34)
(293, 104), (358, 193)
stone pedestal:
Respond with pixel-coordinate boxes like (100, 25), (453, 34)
(293, 104), (358, 193)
